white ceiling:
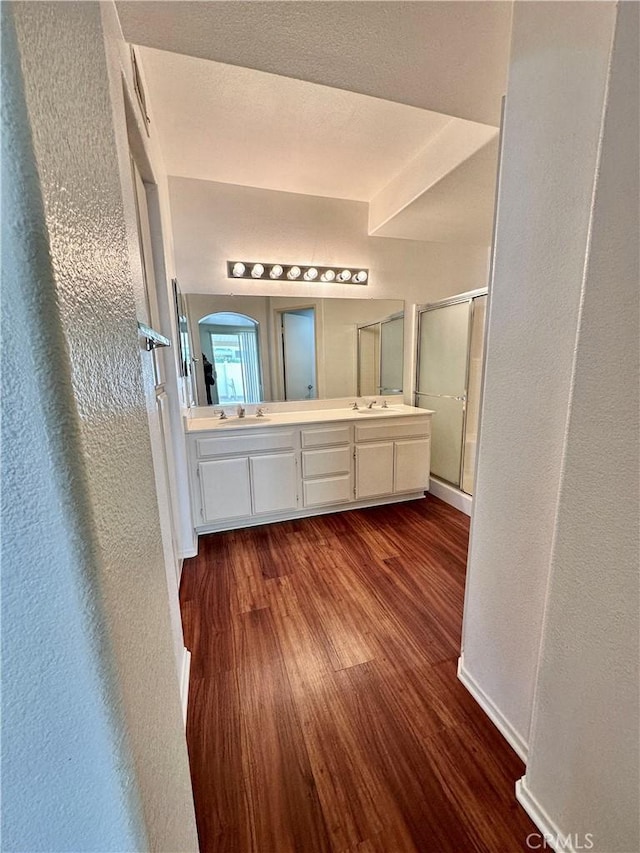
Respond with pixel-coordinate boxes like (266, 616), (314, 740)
(138, 47), (457, 202)
(125, 3), (507, 245)
(117, 1), (511, 127)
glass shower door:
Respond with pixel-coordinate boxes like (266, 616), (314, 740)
(379, 315), (404, 394)
(416, 301), (471, 487)
(357, 324), (380, 396)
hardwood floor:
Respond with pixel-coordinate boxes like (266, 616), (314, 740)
(180, 495), (537, 852)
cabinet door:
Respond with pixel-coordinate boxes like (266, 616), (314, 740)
(250, 452), (298, 515)
(199, 457), (251, 522)
(355, 442), (394, 499)
(394, 439), (431, 493)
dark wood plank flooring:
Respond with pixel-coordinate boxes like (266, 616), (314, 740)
(181, 495), (537, 852)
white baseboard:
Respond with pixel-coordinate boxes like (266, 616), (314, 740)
(178, 530), (198, 560)
(516, 777), (574, 853)
(429, 477), (472, 516)
(180, 647), (191, 727)
(457, 656), (528, 762)
(195, 491), (426, 535)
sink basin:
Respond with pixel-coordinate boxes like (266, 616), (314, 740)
(356, 407), (401, 415)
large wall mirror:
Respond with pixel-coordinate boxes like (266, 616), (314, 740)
(184, 294), (404, 406)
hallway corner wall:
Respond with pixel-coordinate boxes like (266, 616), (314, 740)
(519, 3), (640, 849)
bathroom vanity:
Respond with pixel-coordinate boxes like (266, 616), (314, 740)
(185, 402), (433, 533)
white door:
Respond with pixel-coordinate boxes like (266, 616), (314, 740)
(199, 457), (252, 522)
(250, 452), (298, 514)
(282, 310), (317, 400)
(355, 442), (394, 499)
(394, 439), (431, 493)
(131, 159), (179, 552)
(130, 156), (184, 673)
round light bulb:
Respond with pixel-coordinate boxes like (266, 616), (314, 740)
(338, 269), (352, 282)
(321, 270), (336, 282)
(270, 264), (283, 279)
(304, 267), (318, 281)
(353, 270), (368, 283)
(287, 266), (301, 280)
(251, 263), (265, 278)
(232, 262), (245, 277)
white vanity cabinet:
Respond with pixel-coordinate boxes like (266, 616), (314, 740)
(354, 420), (431, 500)
(192, 428), (299, 525)
(186, 408), (431, 534)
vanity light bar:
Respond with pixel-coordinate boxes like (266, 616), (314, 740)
(227, 261), (369, 285)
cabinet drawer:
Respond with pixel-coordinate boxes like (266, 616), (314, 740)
(301, 425), (352, 448)
(303, 475), (351, 508)
(355, 418), (430, 444)
(302, 446), (351, 478)
(195, 429), (296, 458)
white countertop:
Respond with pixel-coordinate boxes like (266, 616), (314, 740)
(185, 403), (433, 433)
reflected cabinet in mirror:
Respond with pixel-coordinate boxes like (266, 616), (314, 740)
(184, 294), (404, 406)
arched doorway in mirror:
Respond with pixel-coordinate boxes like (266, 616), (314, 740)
(198, 312), (263, 405)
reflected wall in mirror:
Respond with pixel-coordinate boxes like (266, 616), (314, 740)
(184, 294), (404, 406)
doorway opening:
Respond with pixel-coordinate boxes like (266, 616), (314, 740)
(198, 312), (263, 405)
(279, 308), (318, 401)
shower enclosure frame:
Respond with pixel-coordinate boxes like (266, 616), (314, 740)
(415, 288), (488, 493)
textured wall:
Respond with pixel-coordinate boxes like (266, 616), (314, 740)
(6, 2), (197, 849)
(460, 0), (618, 754)
(1, 7), (145, 848)
(522, 3), (640, 849)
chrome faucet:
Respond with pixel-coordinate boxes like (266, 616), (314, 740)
(381, 399), (389, 408)
(350, 401), (359, 410)
(256, 407), (266, 417)
(213, 409), (227, 420)
(367, 399), (377, 409)
(237, 405), (246, 418)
